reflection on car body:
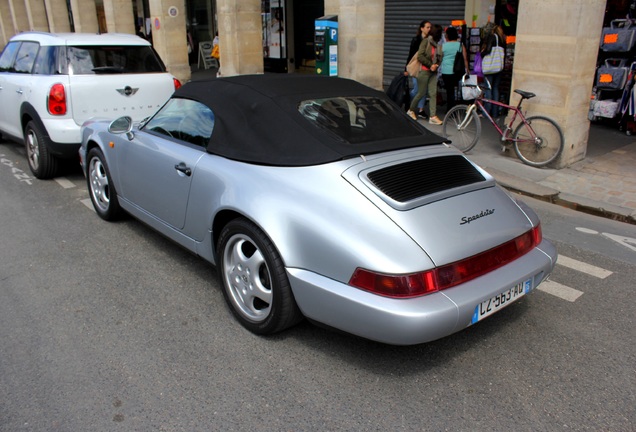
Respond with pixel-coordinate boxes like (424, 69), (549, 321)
(79, 74), (557, 345)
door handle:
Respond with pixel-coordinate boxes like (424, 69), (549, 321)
(174, 162), (192, 176)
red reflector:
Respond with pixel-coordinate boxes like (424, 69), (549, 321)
(173, 78), (182, 90)
(349, 225), (542, 298)
(48, 83), (66, 115)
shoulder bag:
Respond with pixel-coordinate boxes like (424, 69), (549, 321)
(453, 44), (465, 75)
(406, 53), (422, 77)
(481, 34), (504, 74)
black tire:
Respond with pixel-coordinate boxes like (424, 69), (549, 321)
(24, 120), (58, 179)
(513, 116), (564, 167)
(86, 147), (122, 221)
(217, 218), (303, 335)
(442, 105), (482, 152)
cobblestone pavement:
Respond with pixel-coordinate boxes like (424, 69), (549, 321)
(540, 143), (636, 213)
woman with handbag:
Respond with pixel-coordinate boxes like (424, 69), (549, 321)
(440, 26), (468, 111)
(480, 23), (507, 117)
(404, 20), (432, 118)
(408, 24), (443, 125)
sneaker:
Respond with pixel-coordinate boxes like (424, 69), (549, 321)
(417, 110), (428, 119)
(407, 110), (417, 120)
(429, 116), (442, 125)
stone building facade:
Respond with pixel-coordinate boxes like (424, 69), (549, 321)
(0, 0), (607, 167)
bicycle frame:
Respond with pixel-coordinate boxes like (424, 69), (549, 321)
(461, 89), (540, 145)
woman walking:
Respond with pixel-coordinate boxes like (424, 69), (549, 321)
(405, 20), (431, 118)
(408, 24), (443, 125)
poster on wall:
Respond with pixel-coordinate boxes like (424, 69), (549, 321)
(262, 0), (286, 59)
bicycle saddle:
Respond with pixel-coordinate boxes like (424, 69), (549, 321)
(514, 90), (536, 99)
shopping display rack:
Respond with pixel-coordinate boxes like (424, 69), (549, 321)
(591, 19), (636, 134)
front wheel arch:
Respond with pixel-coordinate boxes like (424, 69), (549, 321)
(86, 147), (122, 221)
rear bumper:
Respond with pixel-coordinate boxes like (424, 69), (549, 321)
(288, 239), (557, 345)
(41, 118), (81, 158)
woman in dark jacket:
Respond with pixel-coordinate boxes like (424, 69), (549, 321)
(405, 20), (431, 118)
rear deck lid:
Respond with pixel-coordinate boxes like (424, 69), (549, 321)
(342, 147), (534, 266)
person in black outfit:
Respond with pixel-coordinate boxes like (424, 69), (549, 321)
(440, 26), (468, 111)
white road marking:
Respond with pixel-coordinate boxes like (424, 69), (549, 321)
(80, 198), (95, 212)
(54, 177), (76, 189)
(536, 255), (613, 302)
(537, 280), (584, 302)
(575, 227), (598, 235)
(602, 232), (636, 253)
(575, 227), (636, 253)
(556, 255), (613, 279)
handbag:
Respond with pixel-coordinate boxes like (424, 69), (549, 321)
(472, 51), (483, 77)
(453, 45), (465, 75)
(461, 74), (481, 100)
(406, 53), (421, 77)
(481, 34), (504, 74)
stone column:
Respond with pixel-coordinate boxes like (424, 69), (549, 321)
(68, 0), (99, 33)
(25, 0), (49, 31)
(0, 2), (16, 42)
(102, 0), (135, 34)
(43, 0), (72, 32)
(216, 0), (263, 76)
(7, 0), (29, 33)
(325, 0), (385, 90)
(147, 0), (190, 83)
(512, 0), (605, 167)
(0, 8), (7, 47)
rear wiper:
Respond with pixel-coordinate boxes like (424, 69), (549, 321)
(91, 66), (125, 74)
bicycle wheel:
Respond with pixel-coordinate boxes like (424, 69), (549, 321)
(442, 105), (481, 152)
(513, 116), (564, 167)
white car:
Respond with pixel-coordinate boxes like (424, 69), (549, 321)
(0, 32), (181, 178)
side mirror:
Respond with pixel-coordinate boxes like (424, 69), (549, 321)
(108, 116), (134, 140)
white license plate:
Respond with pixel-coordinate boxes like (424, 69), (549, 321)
(471, 278), (533, 324)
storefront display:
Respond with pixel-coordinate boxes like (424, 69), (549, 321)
(591, 5), (636, 134)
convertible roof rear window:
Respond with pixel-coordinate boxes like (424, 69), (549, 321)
(298, 96), (420, 144)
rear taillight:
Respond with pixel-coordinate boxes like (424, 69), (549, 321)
(349, 225), (542, 298)
(173, 78), (182, 90)
(48, 83), (67, 115)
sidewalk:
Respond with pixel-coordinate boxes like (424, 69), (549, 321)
(425, 118), (636, 225)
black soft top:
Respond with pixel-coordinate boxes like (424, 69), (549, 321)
(173, 74), (444, 166)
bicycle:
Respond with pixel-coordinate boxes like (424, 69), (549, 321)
(442, 76), (564, 167)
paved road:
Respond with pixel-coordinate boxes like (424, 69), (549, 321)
(1, 140), (634, 431)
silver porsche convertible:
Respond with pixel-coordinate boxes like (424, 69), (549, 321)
(79, 74), (556, 345)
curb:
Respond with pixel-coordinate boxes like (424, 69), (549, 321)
(485, 169), (636, 225)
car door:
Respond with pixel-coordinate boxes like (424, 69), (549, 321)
(116, 98), (215, 230)
(0, 42), (21, 135)
(3, 41), (40, 138)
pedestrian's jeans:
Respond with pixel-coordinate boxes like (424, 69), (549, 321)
(483, 72), (502, 117)
(410, 77), (425, 111)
